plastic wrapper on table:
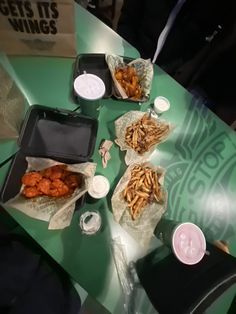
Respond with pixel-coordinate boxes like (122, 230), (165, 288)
(0, 65), (26, 139)
(115, 111), (173, 165)
(6, 157), (97, 230)
(111, 238), (154, 314)
(111, 237), (136, 314)
(111, 162), (167, 248)
(105, 54), (153, 102)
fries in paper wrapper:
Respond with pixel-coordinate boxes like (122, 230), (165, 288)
(7, 157), (97, 230)
(111, 162), (167, 247)
(105, 54), (153, 102)
(115, 111), (173, 165)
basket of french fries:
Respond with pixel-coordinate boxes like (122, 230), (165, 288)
(6, 157), (97, 230)
(115, 111), (173, 165)
(111, 162), (167, 247)
(105, 54), (153, 102)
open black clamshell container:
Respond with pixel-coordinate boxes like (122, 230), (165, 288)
(72, 53), (133, 103)
(1, 105), (98, 209)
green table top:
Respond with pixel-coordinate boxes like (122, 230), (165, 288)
(1, 4), (236, 314)
(0, 4), (138, 164)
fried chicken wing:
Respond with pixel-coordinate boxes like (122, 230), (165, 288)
(64, 174), (82, 189)
(37, 178), (51, 195)
(49, 179), (69, 197)
(21, 165), (82, 199)
(22, 186), (42, 198)
(41, 165), (67, 180)
(115, 65), (143, 100)
(22, 172), (42, 187)
(50, 165), (67, 180)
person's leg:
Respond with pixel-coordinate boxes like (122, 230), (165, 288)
(0, 233), (81, 314)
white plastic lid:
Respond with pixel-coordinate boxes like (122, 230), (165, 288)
(154, 96), (170, 114)
(88, 175), (110, 199)
(74, 74), (106, 100)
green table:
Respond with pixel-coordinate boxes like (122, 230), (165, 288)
(0, 4), (138, 165)
(1, 4), (236, 314)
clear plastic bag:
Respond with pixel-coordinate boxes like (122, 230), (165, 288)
(111, 237), (158, 314)
(0, 64), (25, 139)
(111, 237), (143, 314)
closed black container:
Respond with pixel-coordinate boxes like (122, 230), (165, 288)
(0, 105), (98, 208)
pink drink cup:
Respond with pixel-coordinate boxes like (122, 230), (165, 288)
(172, 222), (206, 265)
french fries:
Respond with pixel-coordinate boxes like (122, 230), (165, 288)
(115, 65), (142, 100)
(122, 165), (163, 220)
(125, 114), (170, 155)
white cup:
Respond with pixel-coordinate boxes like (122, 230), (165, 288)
(74, 74), (106, 118)
(88, 175), (110, 199)
(154, 96), (170, 114)
(172, 222), (206, 265)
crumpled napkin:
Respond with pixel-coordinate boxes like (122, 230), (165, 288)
(99, 140), (113, 168)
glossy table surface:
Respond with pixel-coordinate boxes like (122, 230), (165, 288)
(1, 4), (236, 314)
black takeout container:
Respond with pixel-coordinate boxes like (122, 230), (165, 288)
(72, 53), (133, 103)
(73, 53), (112, 100)
(0, 105), (98, 205)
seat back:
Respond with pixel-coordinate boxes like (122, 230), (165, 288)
(136, 242), (236, 314)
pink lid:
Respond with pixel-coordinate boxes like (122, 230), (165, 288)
(172, 222), (206, 265)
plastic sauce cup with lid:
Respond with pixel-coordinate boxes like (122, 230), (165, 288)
(79, 211), (102, 235)
(154, 96), (170, 114)
(88, 175), (110, 199)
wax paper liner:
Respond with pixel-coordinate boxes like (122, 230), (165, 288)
(115, 111), (173, 165)
(7, 157), (97, 230)
(111, 162), (167, 248)
(105, 54), (153, 102)
(0, 64), (25, 139)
